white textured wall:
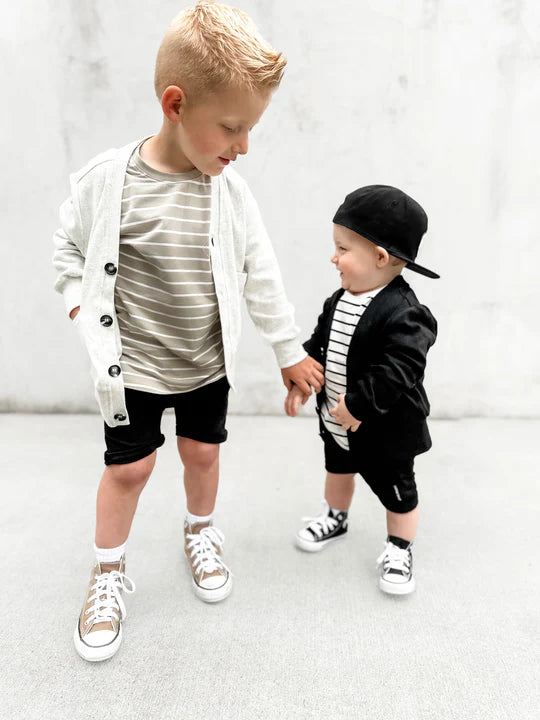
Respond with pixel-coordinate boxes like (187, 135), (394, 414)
(1, 0), (539, 417)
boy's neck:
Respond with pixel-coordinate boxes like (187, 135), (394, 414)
(140, 128), (196, 174)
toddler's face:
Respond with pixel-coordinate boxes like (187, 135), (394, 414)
(175, 86), (271, 176)
(331, 225), (382, 294)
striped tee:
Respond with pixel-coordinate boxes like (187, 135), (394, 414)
(114, 144), (225, 394)
(321, 286), (386, 450)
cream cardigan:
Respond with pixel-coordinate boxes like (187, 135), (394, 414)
(53, 139), (305, 427)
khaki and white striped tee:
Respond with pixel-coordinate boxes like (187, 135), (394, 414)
(321, 286), (385, 450)
(115, 145), (225, 394)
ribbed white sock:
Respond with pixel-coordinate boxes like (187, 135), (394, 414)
(94, 542), (127, 564)
(186, 510), (213, 525)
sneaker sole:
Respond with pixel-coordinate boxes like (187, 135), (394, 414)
(379, 576), (416, 595)
(73, 625), (123, 662)
(295, 533), (347, 553)
(192, 576), (233, 603)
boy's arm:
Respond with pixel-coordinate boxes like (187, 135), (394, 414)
(242, 183), (323, 392)
(345, 304), (437, 421)
(52, 193), (85, 317)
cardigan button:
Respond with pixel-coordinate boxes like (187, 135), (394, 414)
(104, 263), (117, 275)
(114, 413), (126, 422)
(100, 315), (113, 327)
(108, 365), (121, 377)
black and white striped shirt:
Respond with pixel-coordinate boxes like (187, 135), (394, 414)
(321, 286), (386, 450)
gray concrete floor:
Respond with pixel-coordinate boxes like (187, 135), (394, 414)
(1, 414), (538, 720)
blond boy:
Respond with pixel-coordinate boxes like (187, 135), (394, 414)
(53, 0), (323, 662)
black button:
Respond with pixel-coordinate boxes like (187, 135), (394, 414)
(114, 413), (126, 422)
(108, 365), (121, 377)
(104, 263), (117, 275)
(100, 315), (113, 327)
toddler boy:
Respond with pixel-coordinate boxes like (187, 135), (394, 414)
(53, 0), (323, 661)
(286, 185), (438, 594)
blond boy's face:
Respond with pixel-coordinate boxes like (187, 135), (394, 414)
(175, 86), (272, 176)
(331, 225), (384, 294)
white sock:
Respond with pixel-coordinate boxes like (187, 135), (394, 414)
(186, 510), (213, 525)
(94, 542), (127, 564)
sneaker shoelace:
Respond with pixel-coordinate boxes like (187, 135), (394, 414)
(301, 502), (339, 539)
(376, 542), (411, 576)
(84, 570), (136, 628)
(185, 526), (230, 579)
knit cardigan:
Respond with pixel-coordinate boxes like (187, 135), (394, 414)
(53, 139), (305, 427)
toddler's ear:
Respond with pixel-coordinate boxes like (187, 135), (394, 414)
(375, 245), (390, 268)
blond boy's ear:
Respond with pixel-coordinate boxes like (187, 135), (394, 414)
(161, 85), (187, 122)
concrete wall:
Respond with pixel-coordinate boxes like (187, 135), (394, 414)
(1, 0), (539, 417)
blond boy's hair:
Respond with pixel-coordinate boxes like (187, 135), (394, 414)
(155, 0), (287, 101)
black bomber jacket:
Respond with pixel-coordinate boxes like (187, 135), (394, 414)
(303, 275), (438, 458)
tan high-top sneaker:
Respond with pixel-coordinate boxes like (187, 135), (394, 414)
(184, 520), (232, 603)
(73, 557), (135, 662)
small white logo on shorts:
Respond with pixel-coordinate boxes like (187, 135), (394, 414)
(393, 485), (402, 501)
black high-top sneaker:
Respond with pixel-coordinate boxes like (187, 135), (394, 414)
(295, 500), (348, 552)
(376, 536), (415, 595)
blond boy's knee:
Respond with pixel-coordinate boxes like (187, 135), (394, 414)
(178, 438), (219, 472)
(107, 454), (156, 489)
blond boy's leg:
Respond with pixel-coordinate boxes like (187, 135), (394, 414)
(178, 437), (231, 602)
(74, 453), (155, 662)
(95, 451), (157, 547)
(177, 437), (219, 516)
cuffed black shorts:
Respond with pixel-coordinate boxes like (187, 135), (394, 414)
(320, 419), (418, 513)
(104, 376), (230, 466)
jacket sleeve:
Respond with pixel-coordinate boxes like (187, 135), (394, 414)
(242, 182), (306, 369)
(302, 294), (334, 364)
(52, 189), (85, 316)
(345, 304), (437, 421)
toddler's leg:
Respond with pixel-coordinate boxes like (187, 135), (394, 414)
(325, 471), (355, 511)
(358, 456), (418, 595)
(178, 437), (231, 603)
(295, 472), (353, 552)
(386, 505), (418, 544)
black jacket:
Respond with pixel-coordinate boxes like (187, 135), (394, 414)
(303, 275), (437, 458)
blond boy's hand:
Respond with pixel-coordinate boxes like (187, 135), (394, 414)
(284, 385), (309, 417)
(281, 356), (324, 395)
(328, 394), (362, 432)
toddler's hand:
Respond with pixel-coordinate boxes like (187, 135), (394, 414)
(284, 385), (309, 417)
(328, 394), (361, 432)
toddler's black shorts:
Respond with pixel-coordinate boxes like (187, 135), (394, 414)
(104, 376), (229, 466)
(320, 419), (418, 513)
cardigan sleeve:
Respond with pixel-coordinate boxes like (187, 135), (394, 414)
(241, 182), (306, 369)
(52, 187), (85, 316)
(344, 303), (437, 421)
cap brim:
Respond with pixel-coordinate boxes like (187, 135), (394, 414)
(388, 250), (440, 279)
(403, 261), (440, 279)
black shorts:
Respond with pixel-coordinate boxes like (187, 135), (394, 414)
(320, 420), (418, 513)
(104, 377), (230, 466)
